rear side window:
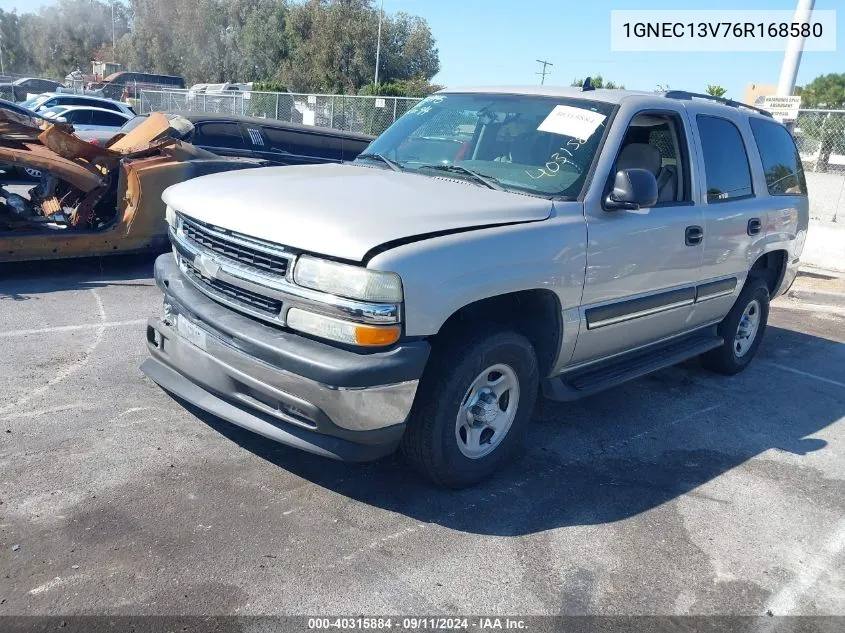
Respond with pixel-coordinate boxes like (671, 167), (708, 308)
(83, 99), (120, 113)
(91, 111), (128, 126)
(749, 118), (807, 195)
(194, 122), (247, 149)
(696, 115), (754, 202)
(65, 110), (92, 125)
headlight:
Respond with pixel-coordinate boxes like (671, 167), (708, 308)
(293, 255), (403, 303)
(287, 308), (400, 347)
(165, 206), (177, 228)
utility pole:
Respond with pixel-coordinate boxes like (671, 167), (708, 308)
(374, 0), (384, 88)
(536, 59), (553, 85)
(111, 1), (116, 62)
(776, 0), (816, 96)
(0, 30), (4, 76)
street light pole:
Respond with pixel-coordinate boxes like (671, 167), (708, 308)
(374, 0), (384, 88)
(776, 0), (816, 96)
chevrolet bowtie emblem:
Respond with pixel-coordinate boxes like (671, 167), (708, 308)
(194, 253), (221, 279)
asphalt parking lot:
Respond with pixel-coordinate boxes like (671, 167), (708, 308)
(0, 255), (843, 616)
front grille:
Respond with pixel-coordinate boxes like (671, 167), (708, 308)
(181, 215), (289, 277)
(183, 259), (282, 316)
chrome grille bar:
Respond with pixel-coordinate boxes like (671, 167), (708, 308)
(169, 219), (401, 328)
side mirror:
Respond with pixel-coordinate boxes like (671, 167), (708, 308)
(604, 168), (658, 211)
(56, 116), (68, 123)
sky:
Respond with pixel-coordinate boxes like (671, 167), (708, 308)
(1, 0), (841, 99)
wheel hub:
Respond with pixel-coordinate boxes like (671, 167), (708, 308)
(468, 390), (499, 426)
(455, 363), (520, 460)
(734, 299), (761, 358)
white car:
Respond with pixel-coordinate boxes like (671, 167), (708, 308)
(40, 105), (133, 133)
(20, 92), (135, 117)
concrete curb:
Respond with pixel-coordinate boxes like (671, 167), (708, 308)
(787, 289), (845, 308)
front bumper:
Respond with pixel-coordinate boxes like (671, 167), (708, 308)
(142, 254), (430, 462)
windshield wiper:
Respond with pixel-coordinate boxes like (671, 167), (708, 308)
(417, 164), (504, 191)
(356, 152), (403, 173)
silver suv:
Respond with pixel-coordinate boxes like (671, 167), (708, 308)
(142, 87), (809, 487)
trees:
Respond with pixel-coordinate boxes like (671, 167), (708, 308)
(706, 85), (727, 97)
(571, 76), (625, 90)
(280, 0), (439, 94)
(799, 73), (845, 173)
(0, 0), (439, 95)
(800, 73), (845, 109)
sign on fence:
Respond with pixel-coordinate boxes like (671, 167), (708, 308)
(762, 96), (802, 122)
(375, 98), (386, 108)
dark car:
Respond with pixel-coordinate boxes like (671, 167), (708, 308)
(94, 72), (186, 99)
(83, 112), (374, 165)
(0, 78), (64, 103)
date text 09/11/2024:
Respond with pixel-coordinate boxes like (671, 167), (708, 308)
(307, 618), (528, 630)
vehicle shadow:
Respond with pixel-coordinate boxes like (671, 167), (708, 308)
(183, 322), (845, 536)
(0, 253), (159, 300)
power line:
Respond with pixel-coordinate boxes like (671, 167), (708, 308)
(535, 59), (553, 85)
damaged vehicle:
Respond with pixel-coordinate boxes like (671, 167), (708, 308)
(0, 110), (264, 262)
(143, 87), (808, 487)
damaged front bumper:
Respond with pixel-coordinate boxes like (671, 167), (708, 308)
(142, 254), (430, 462)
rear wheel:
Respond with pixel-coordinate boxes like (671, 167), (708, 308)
(401, 327), (539, 488)
(701, 277), (770, 375)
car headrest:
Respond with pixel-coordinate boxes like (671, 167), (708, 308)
(616, 143), (662, 176)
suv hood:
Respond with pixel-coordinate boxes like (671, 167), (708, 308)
(162, 163), (553, 262)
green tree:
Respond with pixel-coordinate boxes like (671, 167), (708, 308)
(571, 76), (625, 90)
(799, 73), (845, 173)
(705, 84), (727, 97)
(360, 77), (442, 98)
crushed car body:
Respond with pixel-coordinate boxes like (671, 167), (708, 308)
(0, 111), (265, 262)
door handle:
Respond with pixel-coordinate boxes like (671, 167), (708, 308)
(685, 225), (704, 246)
(747, 218), (762, 236)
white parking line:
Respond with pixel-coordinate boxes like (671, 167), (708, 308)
(0, 289), (108, 416)
(764, 517), (845, 615)
(767, 363), (845, 389)
(0, 319), (146, 338)
(0, 402), (95, 422)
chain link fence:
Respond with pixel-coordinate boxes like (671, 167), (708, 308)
(796, 110), (845, 223)
(137, 89), (421, 136)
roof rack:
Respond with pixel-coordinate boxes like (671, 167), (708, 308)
(663, 90), (773, 118)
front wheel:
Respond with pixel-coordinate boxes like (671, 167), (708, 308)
(700, 277), (770, 375)
(401, 327), (539, 488)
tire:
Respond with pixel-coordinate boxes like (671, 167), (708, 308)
(700, 277), (770, 376)
(401, 326), (539, 488)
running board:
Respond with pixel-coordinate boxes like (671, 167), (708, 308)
(542, 332), (724, 402)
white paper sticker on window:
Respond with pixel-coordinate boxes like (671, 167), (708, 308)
(537, 106), (606, 141)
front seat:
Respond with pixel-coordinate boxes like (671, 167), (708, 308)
(510, 131), (551, 165)
(616, 143), (677, 202)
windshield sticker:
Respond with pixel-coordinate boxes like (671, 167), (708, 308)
(537, 105), (606, 141)
(407, 95), (443, 116)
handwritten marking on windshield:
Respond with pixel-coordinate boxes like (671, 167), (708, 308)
(526, 146), (582, 179)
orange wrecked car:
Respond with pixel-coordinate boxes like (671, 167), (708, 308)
(0, 110), (264, 262)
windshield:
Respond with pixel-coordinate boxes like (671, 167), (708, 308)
(362, 93), (614, 198)
(41, 106), (70, 117)
(21, 94), (51, 110)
